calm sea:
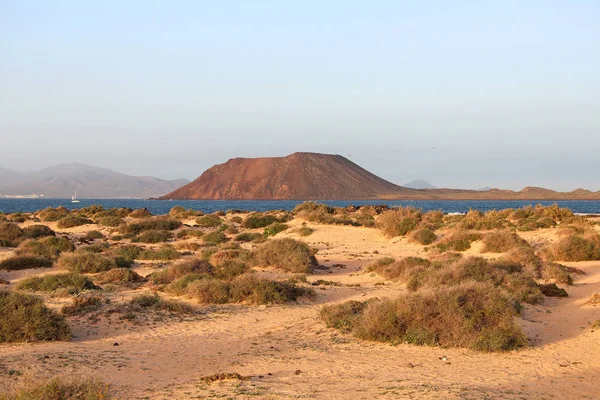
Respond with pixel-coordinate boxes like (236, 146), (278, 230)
(2, 198), (600, 215)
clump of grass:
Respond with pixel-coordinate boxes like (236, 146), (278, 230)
(203, 231), (229, 245)
(59, 252), (119, 273)
(320, 282), (527, 352)
(252, 238), (318, 273)
(296, 226), (315, 237)
(0, 377), (110, 399)
(16, 273), (99, 294)
(16, 236), (75, 260)
(409, 228), (437, 245)
(138, 245), (181, 261)
(21, 224), (55, 239)
(0, 255), (53, 271)
(56, 215), (93, 229)
(133, 230), (173, 243)
(0, 290), (71, 342)
(436, 231), (482, 252)
(195, 214), (222, 228)
(481, 230), (529, 253)
(62, 295), (104, 316)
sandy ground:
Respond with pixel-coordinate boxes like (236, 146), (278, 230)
(1, 219), (600, 399)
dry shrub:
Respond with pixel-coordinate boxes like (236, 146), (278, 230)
(293, 202), (358, 226)
(459, 209), (510, 230)
(538, 283), (568, 297)
(209, 249), (251, 266)
(296, 226), (315, 237)
(501, 247), (543, 277)
(59, 252), (119, 273)
(38, 206), (69, 222)
(0, 255), (53, 271)
(203, 231), (229, 245)
(128, 293), (194, 314)
(369, 257), (430, 282)
(174, 241), (202, 251)
(585, 293), (600, 305)
(263, 222), (289, 237)
(481, 230), (528, 253)
(126, 217), (182, 234)
(195, 214), (222, 228)
(0, 290), (71, 342)
(56, 215), (93, 229)
(540, 262), (574, 284)
(436, 231), (482, 252)
(242, 214), (279, 228)
(138, 245), (181, 260)
(16, 236), (75, 260)
(97, 215), (124, 227)
(409, 228), (437, 245)
(95, 268), (145, 285)
(321, 282), (527, 352)
(16, 273), (98, 294)
(133, 230), (172, 243)
(544, 235), (600, 261)
(62, 295), (104, 316)
(377, 207), (422, 237)
(0, 222), (24, 247)
(149, 259), (213, 285)
(21, 224), (55, 239)
(176, 228), (204, 239)
(0, 377), (110, 400)
(252, 238), (317, 273)
(234, 232), (264, 243)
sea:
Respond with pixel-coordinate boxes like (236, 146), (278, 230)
(2, 198), (600, 215)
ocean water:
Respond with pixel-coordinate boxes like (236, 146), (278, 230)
(2, 198), (600, 215)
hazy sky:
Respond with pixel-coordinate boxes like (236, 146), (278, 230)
(1, 1), (599, 191)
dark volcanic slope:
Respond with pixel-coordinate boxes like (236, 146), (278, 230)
(162, 152), (415, 200)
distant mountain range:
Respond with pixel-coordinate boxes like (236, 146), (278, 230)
(0, 163), (189, 198)
(402, 179), (437, 190)
(161, 152), (600, 200)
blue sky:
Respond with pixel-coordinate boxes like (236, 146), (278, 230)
(1, 1), (599, 190)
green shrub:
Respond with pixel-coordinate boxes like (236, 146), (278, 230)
(409, 228), (437, 245)
(16, 236), (75, 260)
(195, 214), (222, 228)
(263, 223), (289, 237)
(176, 228), (204, 239)
(95, 268), (145, 285)
(321, 283), (527, 352)
(203, 231), (229, 245)
(21, 224), (55, 239)
(234, 232), (264, 242)
(128, 293), (194, 314)
(59, 252), (117, 273)
(57, 215), (93, 229)
(133, 230), (172, 243)
(112, 244), (142, 261)
(230, 216), (243, 224)
(377, 207), (423, 237)
(242, 214), (279, 229)
(0, 290), (71, 342)
(0, 255), (53, 271)
(149, 259), (213, 285)
(545, 235), (600, 261)
(127, 217), (182, 234)
(85, 230), (105, 240)
(38, 207), (69, 222)
(252, 238), (317, 273)
(129, 208), (152, 218)
(296, 226), (315, 237)
(97, 215), (124, 227)
(16, 273), (98, 293)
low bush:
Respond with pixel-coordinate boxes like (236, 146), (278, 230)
(129, 208), (152, 218)
(203, 231), (229, 245)
(59, 252), (118, 273)
(133, 230), (173, 243)
(263, 223), (288, 237)
(149, 258), (213, 285)
(97, 215), (124, 227)
(234, 232), (264, 243)
(57, 215), (93, 229)
(112, 244), (142, 261)
(296, 226), (315, 237)
(409, 228), (437, 245)
(481, 230), (528, 253)
(0, 255), (53, 271)
(544, 235), (600, 261)
(0, 290), (71, 342)
(128, 293), (194, 314)
(85, 230), (105, 240)
(95, 268), (145, 285)
(17, 273), (98, 294)
(0, 222), (24, 247)
(436, 231), (482, 252)
(0, 377), (110, 400)
(176, 228), (204, 239)
(138, 245), (181, 260)
(21, 224), (55, 239)
(539, 283), (568, 297)
(38, 207), (69, 222)
(127, 217), (182, 234)
(196, 214), (222, 228)
(242, 214), (279, 229)
(377, 207), (423, 237)
(16, 236), (75, 260)
(320, 282), (527, 352)
(252, 238), (317, 273)
(540, 262), (574, 285)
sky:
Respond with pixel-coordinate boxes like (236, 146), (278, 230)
(1, 1), (599, 191)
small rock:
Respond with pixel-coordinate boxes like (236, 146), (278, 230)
(294, 369), (302, 375)
(113, 342), (119, 346)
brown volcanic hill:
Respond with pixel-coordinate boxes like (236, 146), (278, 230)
(161, 152), (417, 200)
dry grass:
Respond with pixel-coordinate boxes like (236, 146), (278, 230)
(0, 290), (71, 342)
(436, 231), (482, 252)
(0, 377), (110, 400)
(481, 230), (529, 253)
(321, 282), (527, 352)
(377, 207), (422, 237)
(252, 238), (317, 273)
(543, 234), (600, 261)
(16, 273), (98, 294)
(409, 228), (437, 245)
(0, 255), (53, 271)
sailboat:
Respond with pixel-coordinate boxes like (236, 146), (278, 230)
(71, 191), (80, 203)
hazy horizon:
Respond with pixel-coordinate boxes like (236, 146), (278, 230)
(2, 1), (599, 191)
